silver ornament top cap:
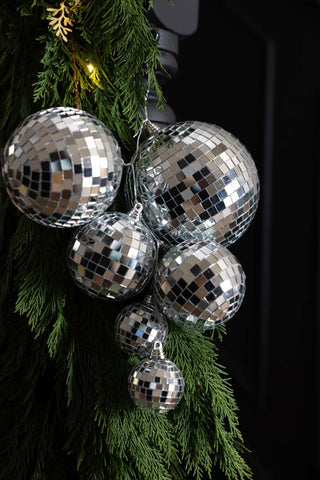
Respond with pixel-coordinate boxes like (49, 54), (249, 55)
(128, 203), (143, 222)
(150, 340), (165, 360)
(143, 119), (162, 137)
(143, 294), (154, 306)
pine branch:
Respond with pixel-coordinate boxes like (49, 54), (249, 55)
(100, 0), (165, 131)
(0, 1), (43, 144)
(166, 325), (253, 480)
(47, 298), (68, 358)
(33, 0), (164, 150)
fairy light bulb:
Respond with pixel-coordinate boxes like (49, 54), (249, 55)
(87, 63), (94, 73)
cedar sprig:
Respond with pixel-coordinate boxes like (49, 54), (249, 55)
(47, 2), (73, 42)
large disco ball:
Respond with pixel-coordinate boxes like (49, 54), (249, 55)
(154, 240), (246, 331)
(130, 121), (259, 247)
(2, 107), (123, 227)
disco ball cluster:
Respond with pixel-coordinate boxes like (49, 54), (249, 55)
(2, 109), (260, 413)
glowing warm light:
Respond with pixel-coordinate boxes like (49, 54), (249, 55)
(87, 63), (94, 73)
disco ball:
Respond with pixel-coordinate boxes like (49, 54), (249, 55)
(154, 240), (246, 331)
(68, 204), (157, 301)
(2, 107), (123, 227)
(128, 121), (259, 247)
(128, 341), (184, 413)
(115, 296), (168, 357)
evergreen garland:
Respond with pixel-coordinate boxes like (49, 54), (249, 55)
(0, 1), (253, 479)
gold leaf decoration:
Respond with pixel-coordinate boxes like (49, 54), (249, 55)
(47, 2), (73, 42)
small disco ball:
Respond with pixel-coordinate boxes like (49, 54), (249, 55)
(128, 341), (184, 413)
(2, 107), (123, 227)
(128, 121), (259, 247)
(68, 205), (157, 301)
(154, 240), (246, 331)
(115, 296), (168, 357)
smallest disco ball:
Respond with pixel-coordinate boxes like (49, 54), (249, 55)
(128, 341), (184, 413)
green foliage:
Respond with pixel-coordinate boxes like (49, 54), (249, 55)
(0, 1), (43, 144)
(33, 34), (77, 110)
(166, 326), (252, 480)
(0, 1), (253, 480)
(32, 0), (164, 153)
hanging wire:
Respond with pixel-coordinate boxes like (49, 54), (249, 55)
(122, 71), (152, 205)
(122, 71), (163, 293)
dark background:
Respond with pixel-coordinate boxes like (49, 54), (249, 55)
(152, 0), (320, 479)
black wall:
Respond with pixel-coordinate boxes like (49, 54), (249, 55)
(161, 1), (320, 478)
